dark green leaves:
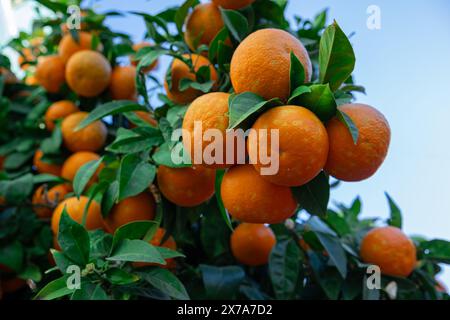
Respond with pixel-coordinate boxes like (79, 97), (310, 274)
(107, 239), (165, 264)
(111, 221), (158, 253)
(289, 84), (337, 122)
(419, 240), (450, 263)
(269, 239), (302, 299)
(220, 8), (249, 42)
(214, 170), (233, 231)
(319, 21), (355, 91)
(200, 265), (245, 300)
(34, 276), (74, 300)
(57, 209), (90, 267)
(73, 157), (103, 196)
(175, 0), (199, 33)
(292, 172), (330, 217)
(337, 109), (359, 144)
(289, 52), (305, 95)
(386, 193), (402, 229)
(139, 268), (189, 300)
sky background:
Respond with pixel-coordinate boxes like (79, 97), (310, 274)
(2, 0), (450, 287)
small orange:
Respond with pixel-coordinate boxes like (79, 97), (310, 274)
(44, 100), (79, 131)
(157, 165), (215, 207)
(103, 192), (156, 234)
(164, 54), (218, 105)
(61, 111), (107, 152)
(248, 106), (329, 187)
(51, 196), (103, 235)
(25, 75), (38, 86)
(33, 150), (62, 176)
(17, 48), (34, 70)
(184, 3), (224, 52)
(1, 278), (27, 294)
(212, 0), (255, 10)
(35, 55), (66, 93)
(61, 151), (102, 183)
(65, 50), (112, 97)
(133, 228), (177, 269)
(58, 32), (102, 63)
(130, 42), (158, 72)
(32, 184), (70, 219)
(221, 164), (297, 224)
(325, 103), (391, 182)
(109, 65), (137, 100)
(230, 28), (312, 101)
(231, 223), (276, 266)
(182, 92), (238, 169)
(360, 226), (417, 277)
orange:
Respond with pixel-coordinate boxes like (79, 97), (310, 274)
(103, 192), (156, 233)
(131, 111), (158, 127)
(32, 184), (70, 219)
(109, 65), (137, 100)
(184, 3), (224, 52)
(33, 150), (62, 176)
(35, 55), (66, 93)
(1, 278), (27, 294)
(360, 226), (417, 277)
(221, 164), (297, 224)
(58, 32), (102, 63)
(0, 155), (4, 170)
(182, 92), (239, 169)
(164, 54), (218, 105)
(65, 50), (112, 97)
(130, 42), (158, 72)
(61, 111), (107, 152)
(44, 100), (79, 131)
(51, 196), (103, 235)
(325, 103), (391, 182)
(61, 151), (102, 183)
(231, 223), (276, 266)
(212, 0), (255, 9)
(133, 228), (177, 269)
(248, 106), (329, 187)
(0, 67), (18, 84)
(25, 75), (38, 86)
(17, 48), (34, 70)
(230, 28), (312, 101)
(157, 165), (215, 207)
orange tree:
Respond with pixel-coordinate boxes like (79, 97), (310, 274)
(0, 0), (448, 300)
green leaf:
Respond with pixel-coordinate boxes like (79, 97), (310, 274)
(200, 264), (245, 300)
(107, 239), (165, 264)
(175, 0), (199, 33)
(178, 78), (215, 93)
(214, 170), (233, 232)
(289, 52), (305, 95)
(3, 173), (34, 204)
(209, 27), (231, 62)
(105, 268), (140, 285)
(33, 276), (74, 300)
(319, 21), (355, 91)
(0, 241), (24, 272)
(420, 239), (450, 263)
(156, 246), (185, 259)
(139, 268), (189, 300)
(290, 84), (337, 121)
(18, 263), (41, 282)
(76, 101), (146, 130)
(269, 239), (302, 299)
(101, 181), (119, 217)
(385, 193), (402, 229)
(32, 174), (65, 185)
(292, 172), (330, 217)
(308, 253), (344, 299)
(118, 153), (156, 201)
(337, 109), (359, 144)
(57, 209), (90, 267)
(73, 157), (103, 197)
(111, 221), (158, 254)
(220, 8), (249, 42)
(363, 275), (380, 300)
(51, 250), (73, 273)
(71, 283), (109, 300)
(41, 123), (63, 154)
(152, 141), (191, 168)
(288, 85), (312, 104)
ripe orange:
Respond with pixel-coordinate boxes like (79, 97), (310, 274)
(25, 75), (38, 86)
(109, 66), (137, 100)
(130, 42), (158, 72)
(360, 226), (417, 277)
(17, 48), (34, 70)
(61, 111), (107, 152)
(35, 55), (66, 93)
(131, 111), (158, 127)
(248, 106), (329, 187)
(32, 184), (70, 219)
(103, 192), (156, 233)
(325, 103), (391, 182)
(164, 54), (218, 105)
(221, 164), (297, 224)
(231, 223), (276, 266)
(230, 28), (312, 101)
(61, 151), (102, 183)
(182, 92), (238, 169)
(44, 100), (79, 131)
(33, 150), (62, 176)
(58, 32), (102, 63)
(157, 165), (215, 207)
(1, 277), (27, 294)
(184, 3), (224, 52)
(212, 0), (255, 9)
(133, 228), (177, 269)
(65, 50), (112, 97)
(51, 196), (103, 235)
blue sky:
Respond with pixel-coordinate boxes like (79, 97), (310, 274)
(4, 0), (450, 286)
